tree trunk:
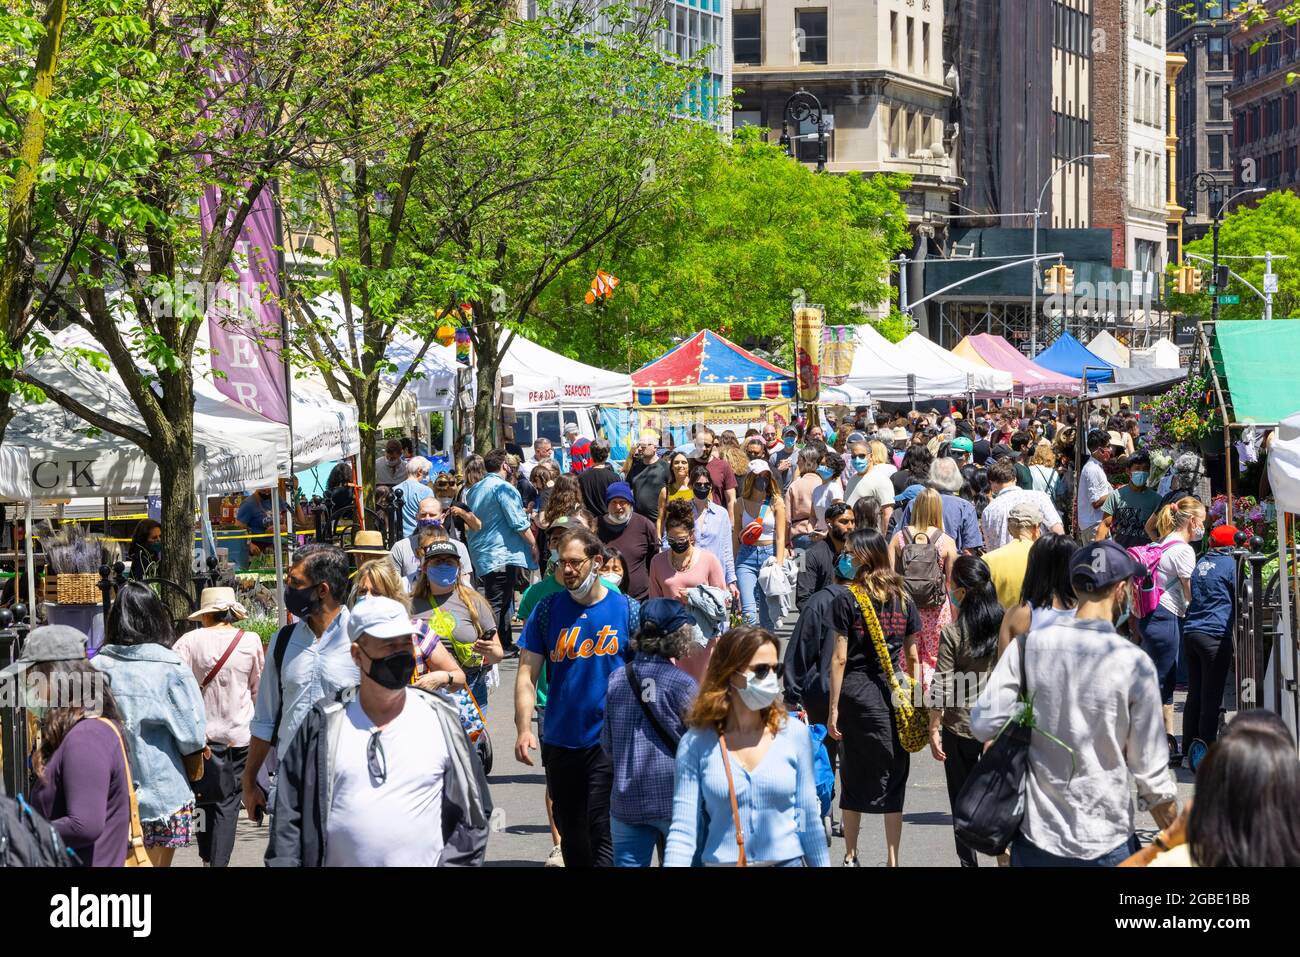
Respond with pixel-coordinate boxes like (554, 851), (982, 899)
(0, 393), (12, 449)
(156, 428), (196, 624)
(472, 316), (502, 454)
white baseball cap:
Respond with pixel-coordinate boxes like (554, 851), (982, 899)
(346, 595), (414, 643)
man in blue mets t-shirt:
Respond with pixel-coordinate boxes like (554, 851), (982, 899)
(514, 526), (638, 867)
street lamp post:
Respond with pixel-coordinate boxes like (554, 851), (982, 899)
(1193, 173), (1266, 324)
(1029, 152), (1109, 356)
(779, 89), (827, 173)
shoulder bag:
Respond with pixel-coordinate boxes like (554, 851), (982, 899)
(952, 634), (1032, 856)
(846, 584), (928, 753)
(192, 629), (246, 803)
(625, 663), (680, 751)
(717, 732), (746, 867)
(96, 717), (152, 867)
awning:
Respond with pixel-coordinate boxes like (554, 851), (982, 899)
(1084, 366), (1189, 401)
(952, 334), (1079, 398)
(894, 332), (1014, 395)
(1034, 331), (1115, 385)
(0, 445), (31, 500)
(1211, 320), (1300, 425)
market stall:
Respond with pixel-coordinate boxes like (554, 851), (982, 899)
(894, 331), (1015, 396)
(836, 324), (970, 405)
(1034, 330), (1115, 385)
(1087, 330), (1130, 367)
(1263, 414), (1300, 741)
(1130, 337), (1182, 369)
(632, 330), (794, 439)
(951, 333), (1079, 398)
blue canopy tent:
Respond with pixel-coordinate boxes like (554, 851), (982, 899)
(1034, 331), (1115, 385)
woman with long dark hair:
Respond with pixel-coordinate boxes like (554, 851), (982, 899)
(127, 519), (162, 579)
(961, 469), (992, 520)
(26, 634), (134, 866)
(664, 625), (829, 867)
(997, 533), (1079, 656)
(929, 556), (1005, 867)
(90, 581), (206, 866)
(828, 529), (922, 867)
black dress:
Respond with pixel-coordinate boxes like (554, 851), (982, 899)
(832, 589), (921, 814)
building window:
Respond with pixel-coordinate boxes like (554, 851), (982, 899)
(889, 106), (901, 158)
(1209, 86), (1225, 122)
(906, 16), (915, 71)
(922, 22), (930, 75)
(890, 12), (899, 68)
(733, 11), (760, 65)
(1208, 35), (1226, 71)
(796, 10), (827, 64)
(1135, 239), (1161, 275)
(1209, 133), (1225, 170)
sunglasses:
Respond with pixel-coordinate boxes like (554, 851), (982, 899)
(746, 663), (784, 682)
(367, 729), (387, 785)
(692, 483), (712, 493)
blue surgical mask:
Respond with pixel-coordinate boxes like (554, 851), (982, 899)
(783, 437), (795, 450)
(426, 565), (459, 588)
(816, 466), (834, 481)
(851, 456), (869, 471)
(836, 553), (856, 579)
(1130, 471), (1148, 487)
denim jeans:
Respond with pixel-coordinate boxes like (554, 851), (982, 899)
(736, 543), (776, 630)
(1138, 606), (1183, 705)
(610, 817), (671, 867)
(1010, 832), (1138, 867)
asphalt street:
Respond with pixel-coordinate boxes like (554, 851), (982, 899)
(176, 614), (1198, 868)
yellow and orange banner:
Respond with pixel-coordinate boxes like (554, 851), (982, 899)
(794, 306), (824, 402)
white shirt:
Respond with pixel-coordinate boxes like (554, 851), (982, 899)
(1155, 534), (1197, 616)
(970, 617), (1177, 859)
(325, 689), (449, 867)
(519, 454), (555, 482)
(979, 486), (1063, 551)
(845, 464), (897, 509)
(1078, 457), (1113, 531)
(811, 480), (844, 530)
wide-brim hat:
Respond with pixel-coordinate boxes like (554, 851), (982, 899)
(187, 587), (248, 622)
(347, 529), (389, 557)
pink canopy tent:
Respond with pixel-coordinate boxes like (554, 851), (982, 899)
(951, 334), (1079, 399)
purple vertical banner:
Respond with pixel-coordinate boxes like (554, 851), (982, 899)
(189, 34), (290, 425)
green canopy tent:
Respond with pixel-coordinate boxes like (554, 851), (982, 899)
(1208, 320), (1300, 427)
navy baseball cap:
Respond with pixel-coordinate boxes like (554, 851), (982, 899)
(1070, 541), (1142, 592)
(639, 597), (693, 636)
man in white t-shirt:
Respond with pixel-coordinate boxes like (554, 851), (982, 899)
(266, 596), (492, 866)
(980, 458), (1064, 550)
(1077, 429), (1117, 543)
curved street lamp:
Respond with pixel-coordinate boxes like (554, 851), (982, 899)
(779, 89), (827, 173)
(1192, 173), (1265, 323)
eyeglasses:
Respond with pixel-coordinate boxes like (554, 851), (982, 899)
(762, 432), (776, 439)
(556, 557), (592, 572)
(692, 484), (712, 493)
(367, 729), (387, 784)
(746, 663), (784, 682)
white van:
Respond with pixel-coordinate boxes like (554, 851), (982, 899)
(506, 406), (601, 451)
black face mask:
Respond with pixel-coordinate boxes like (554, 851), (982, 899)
(360, 647), (416, 690)
(284, 583), (321, 619)
(692, 485), (711, 500)
(668, 538), (691, 554)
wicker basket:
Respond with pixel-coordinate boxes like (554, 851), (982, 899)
(54, 573), (102, 606)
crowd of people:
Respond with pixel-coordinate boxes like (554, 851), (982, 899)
(10, 401), (1300, 869)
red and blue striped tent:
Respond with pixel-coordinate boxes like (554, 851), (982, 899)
(631, 331), (794, 407)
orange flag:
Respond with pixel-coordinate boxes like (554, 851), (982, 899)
(584, 269), (620, 304)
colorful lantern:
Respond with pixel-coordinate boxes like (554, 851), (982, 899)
(455, 325), (472, 364)
(435, 320), (457, 347)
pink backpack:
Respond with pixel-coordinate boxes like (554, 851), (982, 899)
(1127, 542), (1177, 619)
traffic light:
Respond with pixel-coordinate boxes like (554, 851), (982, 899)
(1215, 265), (1231, 290)
(1042, 265), (1058, 295)
(1173, 267), (1188, 295)
(1190, 267), (1203, 294)
(1061, 266), (1075, 294)
(1042, 264), (1072, 295)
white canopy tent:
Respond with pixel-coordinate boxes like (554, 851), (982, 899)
(1130, 337), (1181, 369)
(1087, 331), (1131, 367)
(896, 332), (1015, 395)
(0, 445), (30, 501)
(838, 325), (970, 403)
(498, 329), (632, 410)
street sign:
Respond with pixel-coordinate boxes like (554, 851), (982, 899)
(1217, 295), (1240, 305)
(1265, 273), (1280, 294)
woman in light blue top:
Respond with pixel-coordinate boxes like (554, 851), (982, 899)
(664, 625), (829, 867)
(90, 581), (206, 867)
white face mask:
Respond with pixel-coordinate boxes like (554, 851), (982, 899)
(1191, 524), (1205, 542)
(567, 564), (600, 601)
(606, 510), (630, 526)
(736, 670), (782, 711)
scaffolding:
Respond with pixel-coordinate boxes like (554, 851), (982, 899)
(934, 298), (1175, 353)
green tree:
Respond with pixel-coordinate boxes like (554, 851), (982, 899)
(530, 127), (912, 372)
(10, 0), (442, 595)
(1167, 191), (1300, 321)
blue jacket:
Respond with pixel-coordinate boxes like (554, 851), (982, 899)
(91, 643), (207, 822)
(1184, 549), (1236, 637)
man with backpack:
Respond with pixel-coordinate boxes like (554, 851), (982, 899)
(970, 540), (1179, 866)
(242, 544), (358, 823)
(514, 527), (641, 867)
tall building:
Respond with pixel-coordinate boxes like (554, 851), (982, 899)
(1166, 50), (1188, 265)
(1229, 2), (1300, 196)
(1168, 0), (1240, 243)
(1091, 0), (1167, 278)
(729, 0), (961, 336)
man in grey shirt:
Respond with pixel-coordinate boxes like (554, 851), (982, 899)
(374, 439), (406, 488)
(971, 540), (1178, 866)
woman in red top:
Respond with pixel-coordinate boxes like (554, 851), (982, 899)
(650, 500), (726, 681)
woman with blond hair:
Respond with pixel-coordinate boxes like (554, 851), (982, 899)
(349, 557), (467, 695)
(886, 487), (955, 693)
(1028, 440), (1061, 496)
(828, 529), (922, 867)
(663, 625), (829, 867)
(717, 433), (751, 483)
(1143, 496), (1207, 764)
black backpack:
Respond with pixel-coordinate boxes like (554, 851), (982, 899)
(0, 792), (76, 867)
